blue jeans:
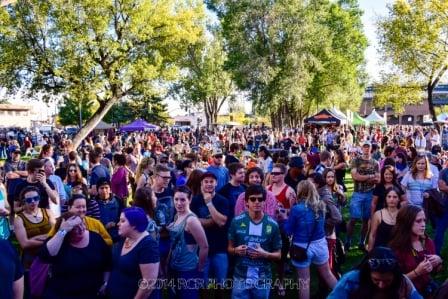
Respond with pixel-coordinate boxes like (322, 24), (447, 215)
(349, 191), (373, 220)
(435, 209), (448, 254)
(231, 279), (270, 299)
(203, 253), (228, 287)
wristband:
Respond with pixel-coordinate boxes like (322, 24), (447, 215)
(413, 269), (419, 277)
(206, 202), (213, 207)
(57, 229), (67, 237)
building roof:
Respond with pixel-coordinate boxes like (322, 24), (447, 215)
(0, 104), (31, 111)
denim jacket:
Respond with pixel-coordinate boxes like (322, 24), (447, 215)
(281, 202), (325, 243)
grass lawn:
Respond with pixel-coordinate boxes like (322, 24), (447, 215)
(277, 172), (448, 298)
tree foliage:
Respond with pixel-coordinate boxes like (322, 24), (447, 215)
(0, 0), (205, 146)
(172, 31), (236, 130)
(377, 0), (448, 120)
(104, 96), (169, 126)
(207, 0), (367, 127)
(58, 97), (96, 126)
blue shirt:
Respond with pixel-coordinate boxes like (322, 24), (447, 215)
(281, 202), (325, 243)
(328, 270), (422, 299)
(206, 165), (229, 191)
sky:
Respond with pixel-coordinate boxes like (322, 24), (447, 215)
(3, 0), (394, 119)
(358, 0), (393, 82)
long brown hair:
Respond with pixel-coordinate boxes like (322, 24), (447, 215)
(322, 168), (338, 193)
(66, 163), (84, 184)
(186, 169), (204, 196)
(53, 211), (77, 232)
(389, 205), (426, 251)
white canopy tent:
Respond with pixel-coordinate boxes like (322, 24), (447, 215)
(329, 108), (347, 125)
(365, 109), (386, 124)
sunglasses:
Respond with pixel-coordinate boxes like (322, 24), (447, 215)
(248, 196), (265, 203)
(271, 172), (284, 176)
(69, 169), (77, 172)
(214, 155), (223, 159)
(368, 258), (397, 270)
(25, 196), (40, 204)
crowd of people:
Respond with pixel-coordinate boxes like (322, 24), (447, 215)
(1, 124), (448, 299)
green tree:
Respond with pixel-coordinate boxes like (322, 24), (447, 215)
(377, 0), (448, 120)
(207, 0), (367, 127)
(0, 0), (205, 147)
(172, 32), (236, 130)
(58, 97), (95, 126)
(104, 96), (169, 126)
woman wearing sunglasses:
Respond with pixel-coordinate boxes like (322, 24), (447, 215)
(14, 186), (55, 270)
(328, 246), (422, 298)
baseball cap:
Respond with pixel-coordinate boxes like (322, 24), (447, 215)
(97, 177), (111, 188)
(212, 149), (223, 157)
(362, 140), (372, 147)
(13, 149), (21, 154)
(201, 171), (217, 181)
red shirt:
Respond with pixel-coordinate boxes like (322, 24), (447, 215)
(394, 238), (435, 295)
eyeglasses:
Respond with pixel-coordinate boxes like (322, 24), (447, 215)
(271, 172), (284, 176)
(25, 196), (40, 204)
(248, 196), (265, 203)
(368, 258), (397, 270)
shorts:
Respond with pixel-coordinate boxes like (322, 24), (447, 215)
(291, 237), (329, 269)
(349, 191), (373, 220)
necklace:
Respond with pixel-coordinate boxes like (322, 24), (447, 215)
(385, 208), (397, 223)
(124, 238), (135, 249)
(26, 209), (39, 219)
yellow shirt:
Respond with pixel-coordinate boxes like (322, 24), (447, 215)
(48, 216), (113, 246)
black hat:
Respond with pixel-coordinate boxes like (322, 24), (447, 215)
(97, 177), (111, 188)
(289, 156), (304, 168)
(201, 171), (217, 181)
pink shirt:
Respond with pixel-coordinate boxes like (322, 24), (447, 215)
(111, 166), (129, 199)
(234, 190), (278, 218)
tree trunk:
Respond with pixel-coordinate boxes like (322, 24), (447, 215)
(72, 96), (120, 148)
(427, 83), (436, 121)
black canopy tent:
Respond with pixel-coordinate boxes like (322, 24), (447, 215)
(304, 109), (342, 125)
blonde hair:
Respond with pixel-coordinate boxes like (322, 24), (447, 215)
(135, 157), (155, 183)
(296, 180), (326, 215)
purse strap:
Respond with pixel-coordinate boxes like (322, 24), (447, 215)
(305, 214), (319, 250)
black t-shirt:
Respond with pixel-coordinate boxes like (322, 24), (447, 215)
(13, 179), (56, 209)
(224, 154), (239, 168)
(0, 240), (23, 299)
(108, 236), (159, 299)
(191, 193), (229, 255)
(40, 232), (111, 298)
(154, 188), (175, 227)
(285, 171), (306, 191)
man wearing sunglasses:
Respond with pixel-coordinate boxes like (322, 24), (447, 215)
(206, 149), (229, 191)
(228, 185), (281, 299)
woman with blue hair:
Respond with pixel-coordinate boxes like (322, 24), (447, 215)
(108, 207), (160, 299)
